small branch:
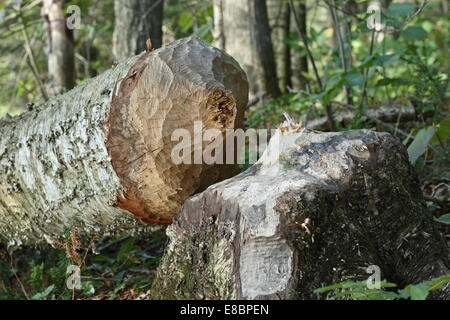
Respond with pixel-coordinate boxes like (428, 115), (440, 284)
(319, 0), (365, 23)
(329, 0), (352, 105)
(289, 0), (335, 131)
(246, 92), (266, 110)
(18, 5), (48, 101)
(378, 1), (429, 34)
(289, 0), (322, 89)
(360, 28), (375, 111)
(8, 252), (30, 300)
(308, 95), (438, 153)
(143, 0), (164, 19)
(401, 1), (429, 30)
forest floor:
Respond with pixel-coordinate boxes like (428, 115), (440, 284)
(0, 163), (447, 300)
(0, 113), (448, 300)
(0, 228), (167, 300)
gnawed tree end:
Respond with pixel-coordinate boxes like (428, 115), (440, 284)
(0, 37), (248, 249)
(150, 124), (449, 300)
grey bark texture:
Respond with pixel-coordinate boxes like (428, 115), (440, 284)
(150, 123), (449, 299)
(213, 0), (281, 99)
(0, 38), (248, 250)
(42, 0), (76, 96)
(113, 0), (164, 62)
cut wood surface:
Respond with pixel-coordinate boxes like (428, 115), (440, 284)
(150, 122), (449, 300)
(0, 37), (248, 249)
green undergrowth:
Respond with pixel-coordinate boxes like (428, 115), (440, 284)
(0, 229), (166, 300)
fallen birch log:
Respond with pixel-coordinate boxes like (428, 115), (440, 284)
(150, 122), (449, 300)
(306, 104), (418, 131)
(0, 37), (248, 249)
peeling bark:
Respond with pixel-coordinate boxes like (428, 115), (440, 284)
(0, 38), (248, 249)
(150, 123), (449, 300)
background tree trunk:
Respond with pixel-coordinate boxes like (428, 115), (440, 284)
(292, 0), (308, 90)
(212, 0), (225, 50)
(42, 0), (75, 96)
(329, 0), (353, 104)
(0, 38), (248, 249)
(214, 0), (281, 99)
(150, 124), (449, 299)
(113, 0), (164, 62)
(268, 0), (292, 93)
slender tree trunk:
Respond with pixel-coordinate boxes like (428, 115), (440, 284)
(329, 0), (353, 104)
(443, 0), (448, 13)
(113, 0), (164, 62)
(253, 0), (282, 98)
(213, 0), (225, 50)
(150, 123), (450, 300)
(0, 38), (248, 249)
(268, 0), (292, 93)
(215, 0), (281, 99)
(292, 0), (308, 90)
(42, 0), (75, 96)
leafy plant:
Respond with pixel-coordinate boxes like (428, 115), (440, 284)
(314, 274), (450, 300)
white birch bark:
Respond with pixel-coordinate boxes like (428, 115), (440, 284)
(0, 38), (248, 249)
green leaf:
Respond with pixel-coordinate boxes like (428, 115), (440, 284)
(402, 130), (414, 145)
(191, 23), (212, 38)
(360, 55), (376, 68)
(385, 3), (416, 17)
(344, 73), (365, 86)
(376, 77), (409, 87)
(402, 26), (428, 41)
(324, 72), (343, 88)
(0, 8), (5, 25)
(435, 214), (450, 225)
(429, 120), (450, 144)
(43, 284), (55, 296)
(117, 237), (135, 261)
(17, 80), (24, 98)
(408, 283), (430, 300)
(314, 280), (355, 293)
(375, 53), (401, 67)
(31, 285), (55, 300)
(177, 12), (194, 33)
(427, 274), (450, 291)
(407, 126), (435, 164)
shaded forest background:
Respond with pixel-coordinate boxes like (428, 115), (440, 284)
(0, 0), (448, 299)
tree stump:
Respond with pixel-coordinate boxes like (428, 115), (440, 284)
(150, 122), (449, 299)
(0, 38), (248, 248)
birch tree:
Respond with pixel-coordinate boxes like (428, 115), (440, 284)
(0, 38), (248, 249)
